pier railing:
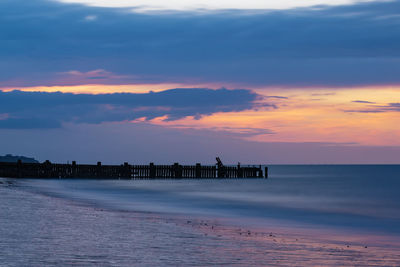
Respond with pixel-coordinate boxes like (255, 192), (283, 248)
(0, 160), (267, 179)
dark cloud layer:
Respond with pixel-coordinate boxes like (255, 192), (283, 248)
(1, 0), (400, 87)
(0, 88), (262, 128)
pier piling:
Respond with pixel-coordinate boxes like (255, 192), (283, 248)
(0, 159), (267, 179)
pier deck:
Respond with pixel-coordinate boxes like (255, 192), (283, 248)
(0, 159), (267, 179)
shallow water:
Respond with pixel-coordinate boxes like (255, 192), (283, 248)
(14, 165), (400, 234)
(1, 165), (400, 266)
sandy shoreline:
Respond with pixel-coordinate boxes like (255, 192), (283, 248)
(1, 180), (400, 266)
(176, 218), (400, 266)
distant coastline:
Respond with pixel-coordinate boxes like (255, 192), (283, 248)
(0, 154), (38, 163)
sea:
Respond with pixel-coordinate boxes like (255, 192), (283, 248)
(1, 165), (399, 266)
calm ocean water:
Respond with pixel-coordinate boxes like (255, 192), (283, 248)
(1, 165), (400, 266)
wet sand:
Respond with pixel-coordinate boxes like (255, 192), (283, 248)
(178, 218), (400, 266)
(1, 181), (400, 266)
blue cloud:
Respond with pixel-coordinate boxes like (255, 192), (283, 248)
(1, 0), (400, 87)
(352, 100), (376, 104)
(345, 102), (400, 113)
(0, 88), (264, 128)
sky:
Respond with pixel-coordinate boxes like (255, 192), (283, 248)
(0, 0), (399, 164)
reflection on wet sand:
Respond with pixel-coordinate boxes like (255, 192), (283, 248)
(2, 184), (399, 266)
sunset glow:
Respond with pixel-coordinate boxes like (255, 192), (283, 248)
(1, 0), (400, 163)
(146, 87), (400, 146)
(3, 84), (398, 147)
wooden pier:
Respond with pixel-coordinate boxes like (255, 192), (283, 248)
(0, 158), (267, 179)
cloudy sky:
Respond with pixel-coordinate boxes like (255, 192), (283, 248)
(1, 0), (399, 164)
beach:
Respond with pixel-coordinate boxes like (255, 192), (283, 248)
(1, 165), (400, 266)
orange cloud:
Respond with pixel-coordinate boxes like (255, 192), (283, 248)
(2, 83), (399, 146)
(149, 86), (400, 146)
